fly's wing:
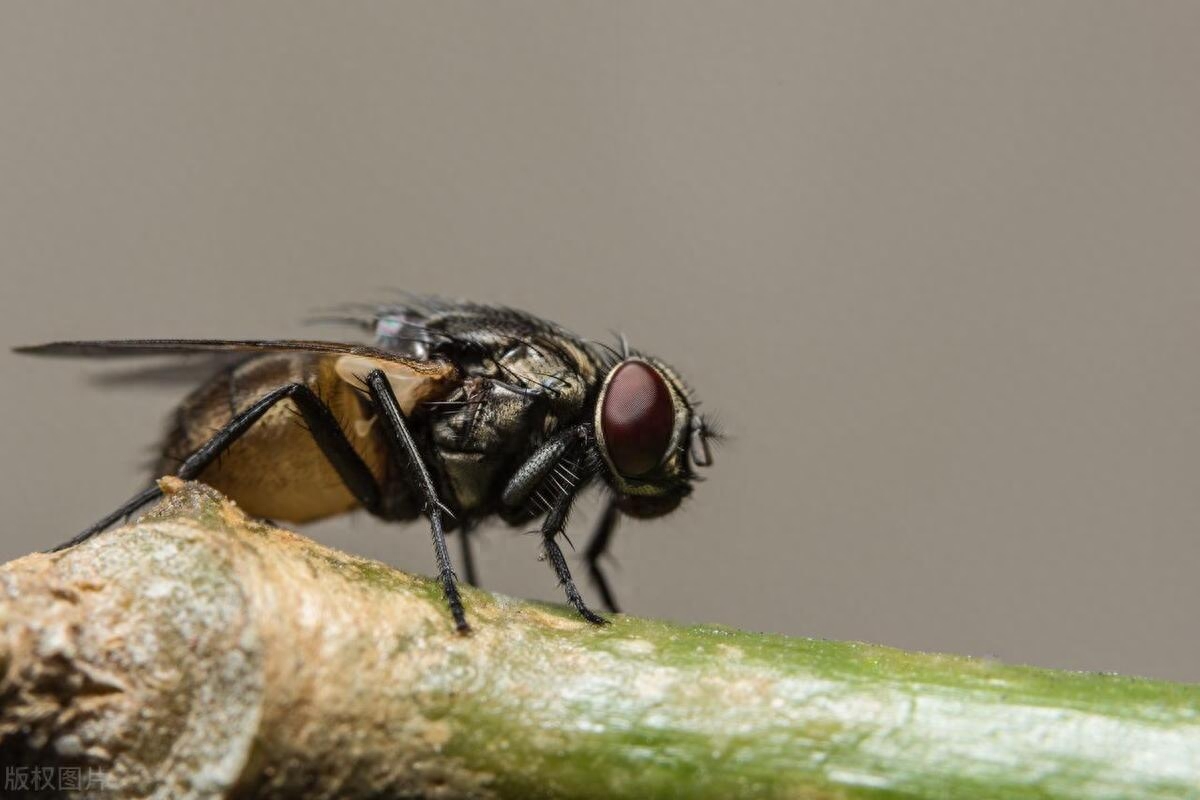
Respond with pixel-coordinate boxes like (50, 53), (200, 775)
(16, 339), (460, 414)
(17, 338), (419, 360)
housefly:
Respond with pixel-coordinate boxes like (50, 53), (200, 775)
(16, 298), (718, 632)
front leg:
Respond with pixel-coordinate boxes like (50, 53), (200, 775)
(499, 425), (604, 624)
(500, 424), (589, 510)
(364, 369), (469, 634)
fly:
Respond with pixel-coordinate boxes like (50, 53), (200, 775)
(16, 298), (719, 632)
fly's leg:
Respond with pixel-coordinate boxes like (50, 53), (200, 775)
(500, 424), (588, 510)
(48, 485), (168, 552)
(47, 383), (384, 553)
(540, 487), (607, 626)
(498, 424), (604, 624)
(584, 498), (622, 613)
(457, 520), (479, 586)
(363, 369), (469, 634)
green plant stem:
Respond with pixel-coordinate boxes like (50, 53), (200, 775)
(1, 480), (1197, 799)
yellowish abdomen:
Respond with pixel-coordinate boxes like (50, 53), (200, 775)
(161, 353), (389, 523)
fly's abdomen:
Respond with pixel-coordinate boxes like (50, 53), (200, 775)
(158, 353), (390, 523)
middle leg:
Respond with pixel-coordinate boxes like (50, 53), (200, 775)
(364, 369), (469, 633)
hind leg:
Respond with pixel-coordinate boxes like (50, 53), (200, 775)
(48, 383), (382, 552)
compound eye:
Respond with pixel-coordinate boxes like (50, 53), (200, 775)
(600, 361), (675, 477)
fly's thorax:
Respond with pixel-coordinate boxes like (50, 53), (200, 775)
(429, 378), (545, 517)
(421, 302), (605, 397)
(432, 377), (539, 453)
(431, 331), (595, 447)
(499, 342), (592, 421)
(426, 330), (601, 516)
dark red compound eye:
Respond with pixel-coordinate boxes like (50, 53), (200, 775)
(600, 361), (675, 477)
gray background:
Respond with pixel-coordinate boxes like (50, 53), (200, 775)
(2, 3), (1198, 681)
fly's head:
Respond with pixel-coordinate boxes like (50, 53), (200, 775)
(593, 356), (718, 518)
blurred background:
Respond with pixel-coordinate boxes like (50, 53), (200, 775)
(2, 2), (1198, 681)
